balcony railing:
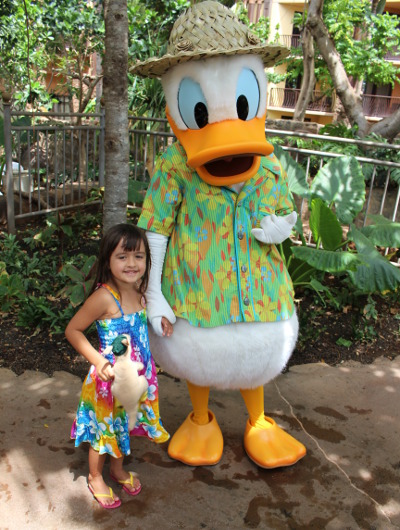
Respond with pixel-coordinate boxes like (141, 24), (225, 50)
(362, 94), (400, 118)
(269, 88), (335, 113)
(280, 35), (301, 50)
(385, 47), (400, 61)
(269, 88), (400, 118)
(280, 35), (400, 61)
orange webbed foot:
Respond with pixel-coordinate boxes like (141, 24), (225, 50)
(168, 410), (223, 466)
(244, 416), (306, 468)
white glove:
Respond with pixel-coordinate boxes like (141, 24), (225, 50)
(251, 211), (297, 245)
(146, 231), (176, 336)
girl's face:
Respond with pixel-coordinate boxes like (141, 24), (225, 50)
(109, 238), (147, 287)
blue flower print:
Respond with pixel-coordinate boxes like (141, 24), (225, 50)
(139, 324), (148, 348)
(147, 384), (157, 401)
(117, 433), (131, 455)
(166, 189), (178, 204)
(195, 226), (208, 242)
(271, 183), (279, 201)
(112, 415), (124, 434)
(106, 329), (119, 342)
(142, 403), (156, 421)
(123, 314), (136, 326)
(230, 256), (237, 272)
(145, 360), (152, 379)
(75, 421), (86, 438)
(132, 343), (141, 362)
(173, 269), (181, 285)
(142, 423), (162, 439)
(104, 442), (114, 454)
(261, 266), (272, 282)
(104, 413), (115, 434)
(88, 410), (106, 440)
(98, 441), (123, 457)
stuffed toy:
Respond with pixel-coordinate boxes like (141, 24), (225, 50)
(110, 334), (149, 431)
(132, 0), (306, 469)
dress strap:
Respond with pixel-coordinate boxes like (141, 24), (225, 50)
(100, 283), (124, 316)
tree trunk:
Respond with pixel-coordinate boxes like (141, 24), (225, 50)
(293, 25), (316, 121)
(306, 0), (369, 136)
(369, 106), (400, 141)
(102, 0), (129, 233)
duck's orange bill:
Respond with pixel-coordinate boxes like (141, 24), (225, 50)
(166, 107), (274, 186)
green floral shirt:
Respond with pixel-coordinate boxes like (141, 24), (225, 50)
(138, 142), (295, 327)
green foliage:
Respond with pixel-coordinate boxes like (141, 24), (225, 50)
(60, 255), (96, 307)
(127, 0), (189, 116)
(0, 0), (104, 110)
(25, 211), (101, 249)
(16, 294), (75, 334)
(127, 179), (148, 215)
(0, 212), (100, 334)
(286, 0), (400, 97)
(310, 156), (366, 224)
(277, 148), (400, 298)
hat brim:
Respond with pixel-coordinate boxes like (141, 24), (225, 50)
(130, 44), (290, 79)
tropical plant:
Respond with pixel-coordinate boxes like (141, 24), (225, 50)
(273, 144), (400, 301)
(60, 254), (97, 307)
(0, 211), (101, 333)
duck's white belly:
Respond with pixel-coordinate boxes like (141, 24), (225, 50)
(148, 313), (298, 390)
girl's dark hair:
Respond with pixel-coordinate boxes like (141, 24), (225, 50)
(89, 223), (151, 298)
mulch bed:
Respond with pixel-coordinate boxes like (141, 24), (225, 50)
(1, 290), (398, 380)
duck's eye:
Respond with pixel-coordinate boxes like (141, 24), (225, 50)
(178, 78), (209, 129)
(236, 68), (260, 121)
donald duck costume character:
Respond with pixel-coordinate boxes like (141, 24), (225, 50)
(132, 1), (306, 469)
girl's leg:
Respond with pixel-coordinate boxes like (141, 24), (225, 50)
(109, 456), (141, 494)
(88, 447), (120, 505)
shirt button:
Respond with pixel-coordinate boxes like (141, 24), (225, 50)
(238, 231), (244, 240)
(241, 265), (247, 273)
(243, 297), (250, 306)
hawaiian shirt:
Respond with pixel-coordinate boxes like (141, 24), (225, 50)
(138, 141), (295, 327)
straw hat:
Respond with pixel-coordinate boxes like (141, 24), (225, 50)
(130, 1), (289, 78)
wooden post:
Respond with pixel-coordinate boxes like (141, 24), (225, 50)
(3, 95), (15, 234)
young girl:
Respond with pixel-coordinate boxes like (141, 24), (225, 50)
(66, 223), (173, 509)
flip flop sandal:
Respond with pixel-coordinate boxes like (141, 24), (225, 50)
(110, 471), (142, 496)
(88, 483), (122, 509)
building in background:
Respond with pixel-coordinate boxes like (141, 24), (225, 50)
(241, 0), (400, 126)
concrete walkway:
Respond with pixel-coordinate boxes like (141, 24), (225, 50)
(1, 357), (399, 529)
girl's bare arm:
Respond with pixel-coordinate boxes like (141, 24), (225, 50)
(65, 289), (114, 381)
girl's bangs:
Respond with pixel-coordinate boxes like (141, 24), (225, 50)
(121, 232), (143, 252)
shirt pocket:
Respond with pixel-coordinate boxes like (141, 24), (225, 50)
(252, 195), (279, 228)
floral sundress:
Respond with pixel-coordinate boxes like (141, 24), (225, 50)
(70, 284), (170, 458)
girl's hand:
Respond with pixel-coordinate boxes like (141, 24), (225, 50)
(96, 359), (115, 382)
(161, 317), (174, 337)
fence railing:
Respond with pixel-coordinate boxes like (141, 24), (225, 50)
(2, 104), (105, 233)
(2, 112), (400, 266)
